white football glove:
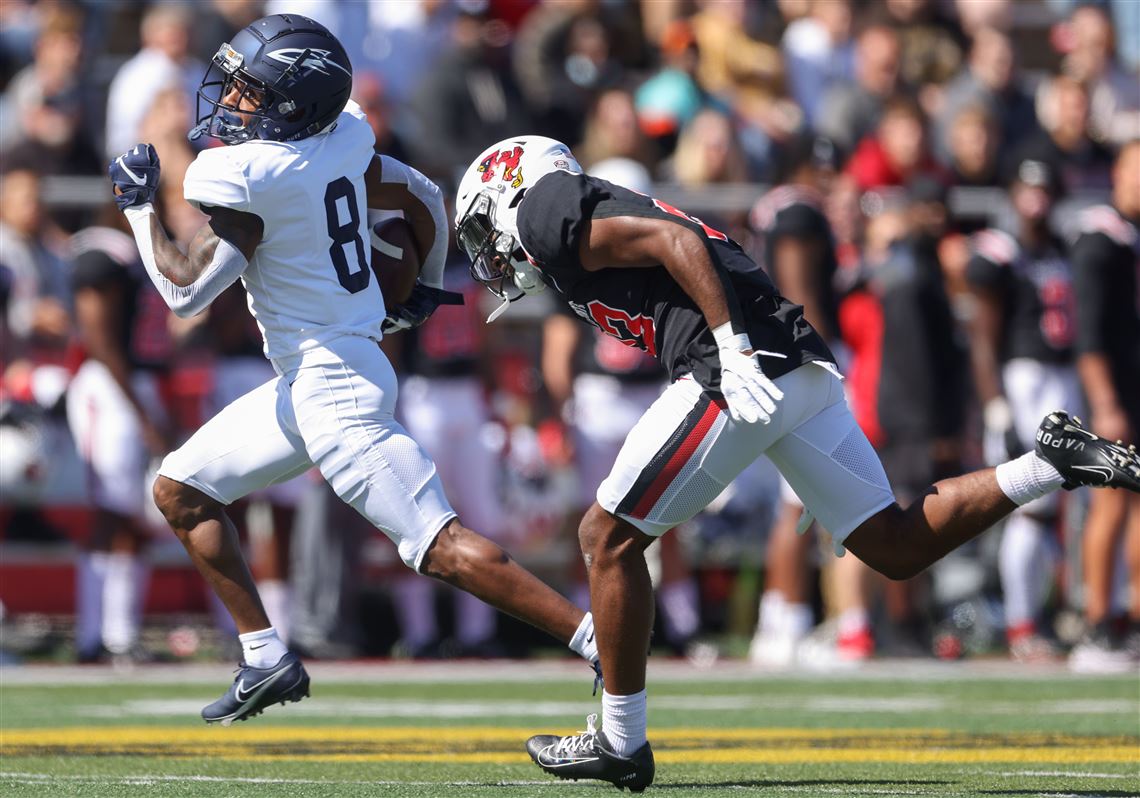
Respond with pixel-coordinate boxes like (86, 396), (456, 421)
(714, 323), (783, 425)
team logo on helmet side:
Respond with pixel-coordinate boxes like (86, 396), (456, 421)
(478, 146), (525, 189)
(266, 47), (350, 77)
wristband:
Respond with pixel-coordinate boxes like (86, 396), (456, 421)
(712, 321), (750, 352)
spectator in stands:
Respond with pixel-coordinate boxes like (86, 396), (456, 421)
(409, 3), (531, 178)
(882, 0), (965, 94)
(0, 7), (100, 176)
(935, 27), (1038, 166)
(512, 0), (636, 144)
(1057, 3), (1140, 148)
(816, 23), (902, 153)
(0, 169), (70, 360)
(576, 88), (654, 178)
(954, 0), (1012, 37)
(634, 20), (705, 159)
(66, 221), (175, 663)
(1031, 74), (1114, 193)
(964, 157), (1077, 662)
(664, 108), (748, 187)
(104, 3), (202, 160)
(945, 105), (1001, 187)
(846, 97), (945, 192)
(353, 73), (412, 164)
(1068, 140), (1140, 673)
(780, 0), (855, 129)
(690, 0), (800, 169)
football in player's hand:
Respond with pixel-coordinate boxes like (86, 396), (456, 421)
(371, 217), (421, 306)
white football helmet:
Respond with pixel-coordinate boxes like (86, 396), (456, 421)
(454, 135), (582, 320)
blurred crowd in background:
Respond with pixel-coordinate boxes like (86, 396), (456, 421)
(0, 0), (1138, 673)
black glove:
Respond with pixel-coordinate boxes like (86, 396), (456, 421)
(381, 282), (464, 334)
(109, 143), (161, 210)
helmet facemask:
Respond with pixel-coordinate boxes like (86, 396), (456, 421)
(456, 192), (545, 322)
(191, 43), (275, 144)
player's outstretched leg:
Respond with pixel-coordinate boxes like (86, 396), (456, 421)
(527, 713), (655, 793)
(845, 411), (1140, 581)
(152, 476), (310, 723)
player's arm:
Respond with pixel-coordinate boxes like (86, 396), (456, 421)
(364, 155), (447, 289)
(110, 144), (261, 318)
(578, 214), (782, 424)
(772, 237), (832, 340)
(542, 313), (581, 418)
(580, 215), (740, 331)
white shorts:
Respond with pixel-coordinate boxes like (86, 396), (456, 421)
(399, 375), (503, 536)
(597, 363), (895, 552)
(160, 334), (456, 570)
(210, 356), (308, 508)
(571, 374), (664, 506)
(1003, 358), (1082, 516)
(66, 360), (166, 519)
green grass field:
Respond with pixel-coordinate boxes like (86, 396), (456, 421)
(1, 660), (1137, 797)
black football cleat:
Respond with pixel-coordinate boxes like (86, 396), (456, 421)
(526, 714), (655, 792)
(201, 651), (310, 726)
(1035, 411), (1140, 491)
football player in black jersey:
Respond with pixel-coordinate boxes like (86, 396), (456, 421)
(455, 136), (1140, 792)
(1068, 140), (1140, 672)
(965, 157), (1079, 662)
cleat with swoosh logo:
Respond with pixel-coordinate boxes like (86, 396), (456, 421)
(1035, 411), (1140, 492)
(526, 714), (655, 792)
(201, 651), (310, 725)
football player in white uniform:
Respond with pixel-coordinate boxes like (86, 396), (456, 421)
(108, 14), (597, 725)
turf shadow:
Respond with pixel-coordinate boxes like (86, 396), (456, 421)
(654, 779), (952, 790)
(980, 792), (1139, 797)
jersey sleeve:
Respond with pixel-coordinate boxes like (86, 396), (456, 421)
(516, 170), (607, 270)
(965, 229), (1016, 290)
(183, 149), (250, 212)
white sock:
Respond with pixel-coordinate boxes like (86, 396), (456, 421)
(602, 689), (648, 757)
(455, 591), (496, 645)
(757, 590), (785, 635)
(838, 607), (870, 638)
(76, 552), (108, 655)
(995, 452), (1064, 506)
(103, 553), (146, 655)
(660, 580), (700, 643)
(999, 513), (1049, 628)
(239, 627), (288, 668)
(257, 580), (292, 644)
(569, 612), (598, 663)
(783, 602), (814, 639)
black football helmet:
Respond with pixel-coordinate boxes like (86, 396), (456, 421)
(190, 14), (352, 145)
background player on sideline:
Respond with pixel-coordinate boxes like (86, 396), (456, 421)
(453, 135), (1140, 792)
(108, 14), (597, 726)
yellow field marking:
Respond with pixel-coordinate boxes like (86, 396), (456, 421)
(2, 726), (1136, 765)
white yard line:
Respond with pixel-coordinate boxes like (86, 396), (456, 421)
(2, 658), (1129, 686)
(0, 772), (568, 787)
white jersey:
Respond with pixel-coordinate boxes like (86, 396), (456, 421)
(183, 100), (385, 363)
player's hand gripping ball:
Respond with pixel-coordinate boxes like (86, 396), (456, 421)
(109, 143), (161, 210)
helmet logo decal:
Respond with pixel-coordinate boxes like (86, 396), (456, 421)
(477, 146), (525, 189)
(266, 47), (350, 77)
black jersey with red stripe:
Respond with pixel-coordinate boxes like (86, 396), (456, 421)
(515, 172), (834, 390)
(966, 228), (1075, 364)
(70, 227), (173, 371)
(555, 303), (663, 383)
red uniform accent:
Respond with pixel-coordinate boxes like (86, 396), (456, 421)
(631, 399), (721, 518)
